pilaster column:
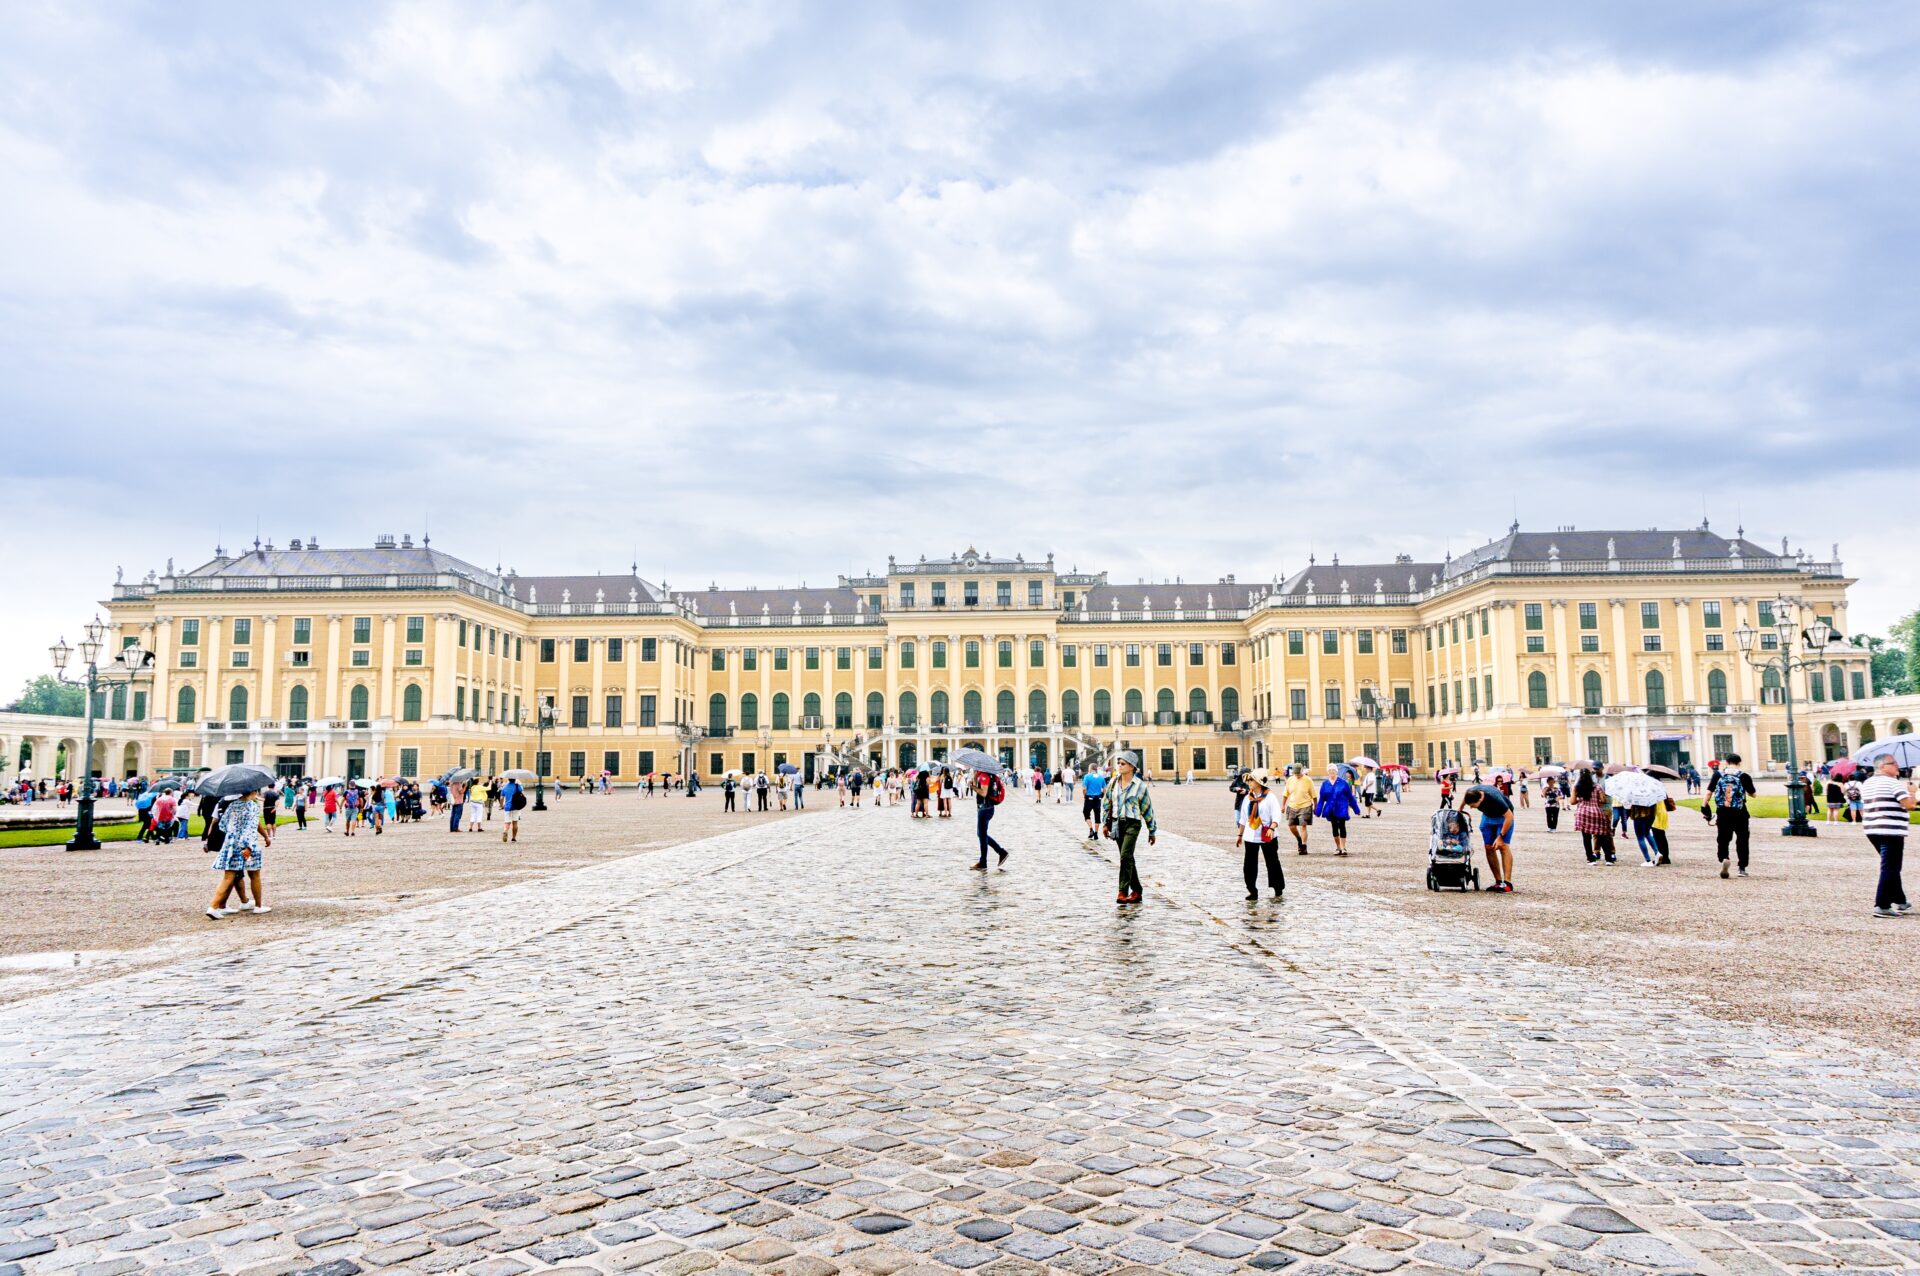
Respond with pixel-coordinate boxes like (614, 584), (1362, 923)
(259, 614), (279, 723)
(626, 634), (642, 736)
(379, 616), (397, 719)
(1339, 628), (1356, 724)
(1306, 630), (1324, 726)
(203, 616), (224, 707)
(1673, 598), (1698, 704)
(1608, 599), (1632, 704)
(150, 618), (173, 724)
(430, 615), (455, 717)
(1551, 602), (1571, 707)
(592, 637), (607, 727)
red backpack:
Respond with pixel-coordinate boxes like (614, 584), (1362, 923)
(983, 774), (1006, 805)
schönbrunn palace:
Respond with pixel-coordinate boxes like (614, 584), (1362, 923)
(85, 525), (1877, 784)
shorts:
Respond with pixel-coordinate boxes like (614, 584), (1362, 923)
(1082, 795), (1101, 820)
(1286, 807), (1312, 828)
(1481, 816), (1508, 848)
(1327, 817), (1348, 838)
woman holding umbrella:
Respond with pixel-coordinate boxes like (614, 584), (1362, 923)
(199, 764), (276, 919)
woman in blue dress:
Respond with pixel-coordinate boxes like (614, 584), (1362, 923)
(206, 786), (271, 918)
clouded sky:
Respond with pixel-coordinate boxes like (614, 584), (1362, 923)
(4, 1), (1917, 695)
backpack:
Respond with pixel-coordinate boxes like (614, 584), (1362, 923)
(984, 775), (1006, 805)
(1714, 769), (1748, 811)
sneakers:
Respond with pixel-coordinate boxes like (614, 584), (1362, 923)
(1874, 906), (1902, 919)
(251, 905), (271, 914)
(1720, 861), (1730, 879)
(1737, 868), (1749, 877)
(970, 863), (987, 872)
(204, 907), (226, 920)
(1246, 891), (1258, 901)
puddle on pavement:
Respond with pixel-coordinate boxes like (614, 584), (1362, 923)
(0, 950), (115, 972)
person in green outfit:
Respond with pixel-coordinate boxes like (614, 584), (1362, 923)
(1101, 751), (1158, 904)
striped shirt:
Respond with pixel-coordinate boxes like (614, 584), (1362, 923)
(1101, 777), (1157, 836)
(1859, 774), (1914, 837)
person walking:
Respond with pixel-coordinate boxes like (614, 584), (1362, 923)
(205, 785), (270, 919)
(722, 772), (737, 813)
(1649, 789), (1674, 865)
(1517, 773), (1531, 809)
(322, 784), (339, 832)
(292, 783), (308, 831)
(756, 771), (771, 811)
(1235, 770), (1284, 900)
(1461, 782), (1516, 892)
(1282, 765), (1315, 854)
(152, 789), (177, 845)
(792, 772), (805, 810)
(342, 783), (360, 838)
(464, 784), (485, 832)
(1861, 754), (1914, 917)
(500, 776), (524, 843)
(1101, 752), (1156, 904)
(447, 778), (466, 833)
(1573, 770), (1613, 863)
(1314, 766), (1362, 856)
(1704, 752), (1757, 877)
(849, 769), (865, 808)
(1081, 764), (1107, 839)
(1543, 777), (1561, 832)
(972, 769), (1009, 872)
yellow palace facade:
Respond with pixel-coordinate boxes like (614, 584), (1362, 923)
(98, 525), (1872, 783)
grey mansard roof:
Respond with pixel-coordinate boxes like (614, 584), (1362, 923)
(683, 586), (869, 617)
(182, 544), (501, 586)
(513, 572), (666, 604)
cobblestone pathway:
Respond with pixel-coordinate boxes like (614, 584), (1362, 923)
(2, 801), (1916, 1276)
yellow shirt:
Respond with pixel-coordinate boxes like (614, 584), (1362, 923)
(1652, 799), (1670, 831)
(1284, 774), (1314, 810)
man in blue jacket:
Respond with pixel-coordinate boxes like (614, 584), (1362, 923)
(1314, 766), (1363, 856)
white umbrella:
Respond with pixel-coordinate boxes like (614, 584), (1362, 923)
(1350, 756), (1379, 769)
(502, 768), (537, 782)
(316, 775), (345, 788)
(1536, 764), (1566, 776)
(1605, 771), (1667, 807)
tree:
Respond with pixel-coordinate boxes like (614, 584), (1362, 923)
(1858, 610), (1918, 696)
(5, 675), (85, 716)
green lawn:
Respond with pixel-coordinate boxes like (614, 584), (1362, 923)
(0, 811), (298, 849)
(1677, 796), (1920, 824)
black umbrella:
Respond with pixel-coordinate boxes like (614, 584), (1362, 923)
(193, 763), (277, 799)
(441, 767), (478, 784)
(950, 748), (1006, 776)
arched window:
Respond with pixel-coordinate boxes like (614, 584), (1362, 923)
(963, 690), (982, 725)
(1761, 667), (1782, 704)
(1707, 669), (1728, 711)
(1527, 671), (1548, 709)
(995, 689), (1015, 726)
(1581, 671), (1602, 712)
(1125, 688), (1143, 717)
(1829, 665), (1845, 701)
(772, 692), (790, 730)
(740, 692), (759, 730)
(348, 685), (370, 722)
(1188, 688), (1207, 717)
(866, 691), (884, 729)
(401, 684), (422, 722)
(176, 685), (196, 725)
(834, 691), (853, 729)
(1093, 689), (1112, 726)
(1156, 688), (1175, 716)
(289, 685), (310, 726)
(1644, 670), (1665, 714)
(898, 690), (917, 729)
(1062, 688), (1080, 727)
(228, 685), (249, 725)
(930, 690), (949, 726)
(708, 693), (727, 733)
(1028, 688), (1046, 727)
(1220, 687), (1240, 723)
(802, 692), (820, 724)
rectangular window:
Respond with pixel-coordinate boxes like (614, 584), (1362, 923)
(571, 695), (589, 728)
(964, 582), (979, 606)
(349, 650), (369, 667)
(179, 651), (198, 667)
(1469, 679), (1479, 711)
(773, 646), (788, 670)
(459, 620), (469, 646)
(488, 629), (497, 654)
(712, 649), (726, 672)
(1770, 733), (1789, 763)
(1588, 736), (1611, 765)
(1093, 644), (1109, 667)
(573, 638), (589, 662)
(1189, 642), (1204, 666)
(180, 619), (200, 646)
(608, 637), (624, 662)
(1324, 687), (1342, 719)
(1705, 634), (1725, 651)
(1156, 643), (1172, 667)
(231, 618), (252, 645)
(456, 687), (466, 720)
(1697, 600), (1721, 630)
(1526, 636), (1544, 653)
(1429, 686), (1437, 717)
(1581, 634), (1599, 652)
(1028, 580), (1043, 606)
(1328, 743), (1345, 766)
(900, 583), (915, 607)
(735, 646), (752, 671)
(1062, 591), (1075, 609)
(569, 751), (588, 777)
(998, 640), (1013, 668)
(899, 641), (915, 669)
(1641, 601), (1660, 629)
(1061, 644), (1077, 668)
(640, 695), (657, 727)
(1224, 747), (1239, 770)
(1761, 632), (1779, 650)
(606, 695), (623, 728)
(932, 641), (947, 669)
(1485, 674), (1493, 707)
(1322, 629), (1338, 655)
(1293, 744), (1310, 769)
(1287, 630), (1304, 656)
(996, 581), (1011, 606)
(353, 617), (371, 644)
(1758, 601), (1776, 628)
(1524, 603), (1543, 631)
(603, 750), (620, 776)
(932, 582), (947, 606)
(1578, 603), (1597, 630)
(535, 750), (551, 776)
(642, 638), (658, 662)
(1126, 643), (1141, 667)
(1030, 639), (1044, 668)
(1391, 628), (1409, 655)
(291, 617), (316, 646)
(1451, 618), (1461, 644)
(1290, 689), (1307, 721)
(230, 650), (251, 668)
(1190, 747), (1206, 772)
(1221, 643), (1236, 665)
(404, 616), (422, 644)
(540, 638), (556, 662)
(1357, 629), (1374, 655)
(868, 646), (883, 670)
(638, 750), (655, 775)
(1441, 684), (1449, 714)
(1643, 635), (1662, 652)
(837, 647), (852, 670)
(806, 647), (820, 671)
(965, 641), (980, 668)
(1852, 670), (1867, 700)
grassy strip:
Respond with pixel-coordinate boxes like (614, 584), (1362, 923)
(1676, 796), (1919, 824)
(0, 811), (299, 850)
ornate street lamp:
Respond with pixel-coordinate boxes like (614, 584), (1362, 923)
(50, 617), (152, 851)
(532, 697), (556, 810)
(1357, 686), (1387, 799)
(1734, 598), (1829, 838)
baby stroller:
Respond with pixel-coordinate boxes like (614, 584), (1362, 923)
(1427, 806), (1480, 891)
